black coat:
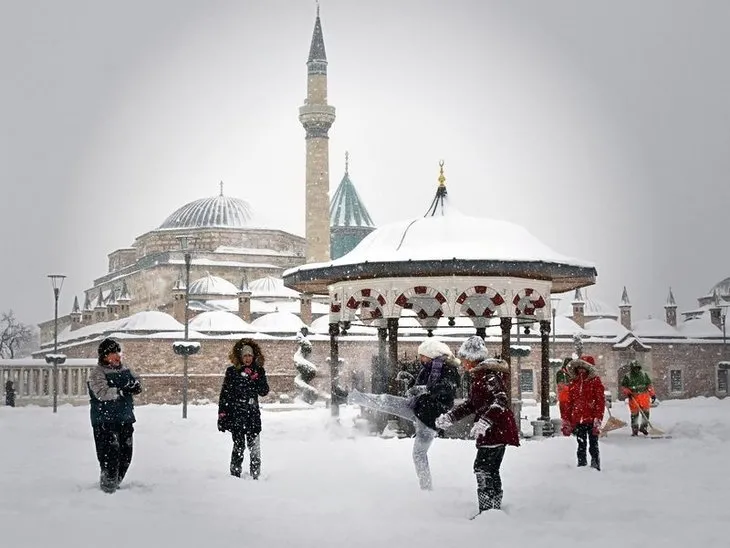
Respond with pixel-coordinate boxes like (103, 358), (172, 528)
(218, 361), (269, 434)
(411, 360), (460, 429)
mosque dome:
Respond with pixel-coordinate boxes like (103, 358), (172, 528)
(189, 273), (239, 297)
(159, 193), (253, 230)
(708, 277), (730, 297)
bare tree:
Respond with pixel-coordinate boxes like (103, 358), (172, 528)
(0, 311), (33, 359)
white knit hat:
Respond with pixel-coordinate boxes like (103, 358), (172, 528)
(457, 336), (489, 362)
(417, 338), (452, 359)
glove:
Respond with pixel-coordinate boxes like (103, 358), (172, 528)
(434, 414), (453, 430)
(592, 419), (601, 436)
(406, 385), (428, 398)
(469, 418), (491, 438)
(217, 413), (227, 432)
(651, 395), (656, 403)
(561, 420), (573, 436)
(121, 378), (141, 395)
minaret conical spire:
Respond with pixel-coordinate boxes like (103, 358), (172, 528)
(666, 287), (677, 307)
(620, 286), (631, 306)
(308, 5), (327, 70)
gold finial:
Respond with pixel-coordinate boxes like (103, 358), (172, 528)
(345, 151), (349, 175)
(219, 180), (224, 196)
(437, 160), (446, 187)
(316, 0), (320, 17)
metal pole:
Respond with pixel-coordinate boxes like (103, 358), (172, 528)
(182, 252), (191, 419)
(552, 307), (556, 358)
(329, 322), (340, 418)
(539, 320), (551, 421)
(53, 288), (59, 414)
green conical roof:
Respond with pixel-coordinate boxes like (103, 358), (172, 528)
(329, 165), (375, 228)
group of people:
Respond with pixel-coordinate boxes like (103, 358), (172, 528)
(86, 334), (655, 516)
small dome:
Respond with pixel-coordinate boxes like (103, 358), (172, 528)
(583, 318), (629, 339)
(632, 318), (681, 338)
(159, 194), (252, 230)
(189, 274), (239, 297)
(556, 293), (618, 320)
(250, 311), (307, 333)
(249, 276), (300, 300)
(118, 311), (184, 332)
(708, 277), (730, 297)
(189, 311), (255, 333)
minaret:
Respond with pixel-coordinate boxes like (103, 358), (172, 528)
(299, 5), (336, 263)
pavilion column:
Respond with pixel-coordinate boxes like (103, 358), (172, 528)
(500, 317), (512, 399)
(329, 322), (340, 418)
(387, 318), (399, 395)
(475, 326), (487, 339)
(376, 327), (388, 393)
(540, 320), (551, 421)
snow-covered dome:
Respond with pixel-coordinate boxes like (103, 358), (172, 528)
(189, 273), (239, 297)
(189, 311), (255, 333)
(158, 194), (252, 230)
(325, 213), (593, 268)
(707, 277), (730, 298)
(118, 311), (184, 332)
(249, 276), (300, 300)
(679, 316), (722, 339)
(632, 318), (682, 338)
(250, 311), (307, 333)
(582, 318), (629, 339)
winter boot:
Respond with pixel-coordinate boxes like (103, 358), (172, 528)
(590, 457), (601, 471)
(100, 472), (118, 494)
(631, 425), (639, 437)
(639, 424), (649, 436)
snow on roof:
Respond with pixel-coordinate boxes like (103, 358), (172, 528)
(554, 292), (618, 319)
(189, 311), (256, 333)
(632, 318), (682, 338)
(214, 246), (300, 257)
(189, 273), (239, 297)
(309, 315), (377, 335)
(250, 311), (307, 333)
(582, 318), (630, 339)
(249, 276), (301, 299)
(118, 311), (184, 331)
(679, 316), (722, 338)
(290, 212), (594, 272)
(267, 300), (329, 315)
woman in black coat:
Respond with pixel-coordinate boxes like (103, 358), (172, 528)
(218, 338), (270, 479)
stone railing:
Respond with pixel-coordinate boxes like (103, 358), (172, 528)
(0, 358), (97, 406)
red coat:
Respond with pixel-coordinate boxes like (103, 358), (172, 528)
(448, 359), (520, 447)
(565, 365), (605, 427)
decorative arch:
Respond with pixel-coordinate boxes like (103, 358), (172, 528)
(344, 288), (388, 324)
(456, 285), (506, 318)
(393, 286), (448, 327)
(512, 288), (547, 318)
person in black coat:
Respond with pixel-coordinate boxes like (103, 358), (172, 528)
(88, 338), (142, 493)
(218, 338), (270, 479)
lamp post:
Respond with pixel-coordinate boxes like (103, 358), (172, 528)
(722, 310), (727, 346)
(172, 236), (199, 419)
(47, 274), (66, 413)
(550, 296), (560, 359)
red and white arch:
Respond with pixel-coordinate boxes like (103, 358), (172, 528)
(512, 288), (547, 318)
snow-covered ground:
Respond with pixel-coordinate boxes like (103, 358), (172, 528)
(1, 398), (729, 548)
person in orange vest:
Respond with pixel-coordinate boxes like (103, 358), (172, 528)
(555, 357), (571, 420)
(620, 360), (656, 436)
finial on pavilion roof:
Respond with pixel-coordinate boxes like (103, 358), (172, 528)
(437, 160), (446, 187)
(219, 181), (224, 196)
(345, 151), (349, 175)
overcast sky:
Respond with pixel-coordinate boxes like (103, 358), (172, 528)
(2, 0), (729, 325)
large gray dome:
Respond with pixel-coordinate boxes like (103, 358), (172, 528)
(159, 195), (252, 230)
(709, 277), (730, 297)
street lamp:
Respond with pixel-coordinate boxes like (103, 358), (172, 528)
(172, 236), (199, 419)
(550, 296), (560, 359)
(47, 274), (66, 413)
(722, 309), (727, 346)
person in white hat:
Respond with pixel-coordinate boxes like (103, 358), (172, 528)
(348, 337), (460, 490)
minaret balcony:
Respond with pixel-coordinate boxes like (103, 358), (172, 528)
(299, 104), (336, 126)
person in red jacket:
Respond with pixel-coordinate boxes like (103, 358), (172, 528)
(561, 355), (605, 471)
(435, 336), (520, 514)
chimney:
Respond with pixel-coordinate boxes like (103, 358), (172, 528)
(171, 278), (186, 324)
(665, 287), (677, 327)
(300, 293), (313, 326)
(70, 296), (82, 331)
(93, 290), (107, 323)
(117, 280), (131, 318)
(710, 288), (723, 329)
(571, 288), (585, 328)
(237, 276), (252, 323)
(82, 293), (93, 325)
(619, 286), (632, 330)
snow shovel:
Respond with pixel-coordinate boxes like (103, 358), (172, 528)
(599, 405), (627, 437)
(631, 396), (666, 437)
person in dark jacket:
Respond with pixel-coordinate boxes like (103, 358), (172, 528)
(88, 338), (142, 493)
(218, 338), (270, 479)
(436, 336), (520, 514)
(348, 338), (460, 490)
(5, 379), (15, 407)
(561, 355), (605, 470)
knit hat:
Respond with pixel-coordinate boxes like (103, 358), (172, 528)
(98, 338), (121, 358)
(457, 336), (489, 362)
(581, 355), (596, 366)
(240, 345), (254, 356)
(417, 338), (452, 359)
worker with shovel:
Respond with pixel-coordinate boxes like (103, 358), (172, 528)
(620, 360), (656, 437)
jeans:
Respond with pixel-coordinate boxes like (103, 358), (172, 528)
(230, 430), (261, 479)
(474, 445), (506, 511)
(573, 423), (600, 467)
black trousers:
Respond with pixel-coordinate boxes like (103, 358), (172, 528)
(573, 423), (600, 465)
(92, 423), (134, 490)
(230, 429), (261, 478)
(473, 445), (506, 511)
